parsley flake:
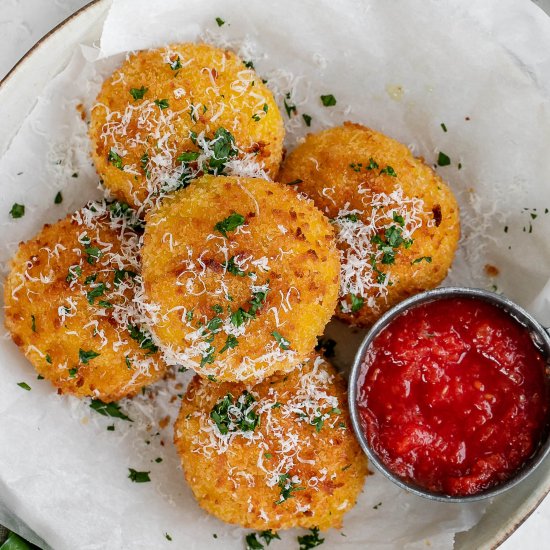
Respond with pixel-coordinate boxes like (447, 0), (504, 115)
(79, 349), (100, 364)
(223, 256), (246, 276)
(127, 324), (158, 354)
(108, 149), (124, 170)
(128, 468), (150, 483)
(275, 473), (304, 504)
(220, 334), (239, 353)
(320, 94), (336, 107)
(210, 391), (260, 434)
(302, 114), (312, 126)
(437, 151), (451, 166)
(272, 331), (291, 350)
(411, 256), (432, 265)
(298, 527), (324, 549)
(9, 203), (25, 218)
(215, 17), (225, 26)
(154, 98), (169, 110)
(17, 382), (31, 391)
(214, 212), (245, 237)
(380, 166), (397, 177)
(54, 191), (63, 204)
(90, 399), (132, 421)
(129, 86), (148, 100)
(86, 283), (106, 304)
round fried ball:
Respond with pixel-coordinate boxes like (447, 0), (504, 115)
(3, 202), (167, 402)
(90, 42), (284, 212)
(174, 354), (368, 530)
(278, 122), (460, 326)
(141, 175), (340, 383)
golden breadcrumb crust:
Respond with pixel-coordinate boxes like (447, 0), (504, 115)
(174, 355), (368, 530)
(141, 176), (340, 382)
(90, 43), (284, 209)
(3, 210), (167, 402)
(279, 122), (460, 326)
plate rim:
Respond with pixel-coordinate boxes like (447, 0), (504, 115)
(0, 0), (548, 548)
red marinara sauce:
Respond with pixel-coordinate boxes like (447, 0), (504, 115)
(357, 297), (549, 496)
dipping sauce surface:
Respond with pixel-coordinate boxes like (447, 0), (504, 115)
(357, 297), (549, 496)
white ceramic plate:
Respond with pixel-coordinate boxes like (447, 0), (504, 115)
(1, 1), (549, 548)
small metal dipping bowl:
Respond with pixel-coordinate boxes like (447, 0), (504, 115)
(348, 287), (550, 502)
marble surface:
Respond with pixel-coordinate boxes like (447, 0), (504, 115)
(1, 1), (549, 549)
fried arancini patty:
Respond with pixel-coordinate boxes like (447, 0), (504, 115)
(174, 354), (368, 530)
(141, 175), (340, 382)
(278, 122), (460, 326)
(90, 42), (284, 212)
(3, 203), (167, 402)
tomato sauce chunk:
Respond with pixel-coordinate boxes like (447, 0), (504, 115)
(357, 297), (549, 496)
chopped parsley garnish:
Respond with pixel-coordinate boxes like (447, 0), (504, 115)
(315, 337), (336, 358)
(165, 533), (172, 541)
(440, 122), (447, 132)
(200, 346), (216, 368)
(310, 413), (325, 432)
(286, 179), (303, 185)
(220, 334), (239, 353)
(90, 399), (132, 421)
(68, 367), (78, 378)
(37, 374), (44, 380)
(371, 223), (413, 266)
(393, 212), (405, 225)
(380, 165), (397, 177)
(215, 16), (225, 26)
(17, 382), (31, 391)
(271, 331), (290, 350)
(211, 391), (260, 434)
(84, 246), (102, 265)
(108, 149), (124, 170)
(98, 300), (113, 309)
(230, 308), (247, 327)
(259, 530), (280, 545)
(263, 103), (269, 113)
(302, 114), (312, 126)
(223, 256), (246, 276)
(177, 151), (200, 163)
(86, 283), (106, 304)
(127, 324), (158, 354)
(342, 213), (359, 222)
(31, 314), (36, 332)
(154, 98), (169, 110)
(72, 173), (78, 178)
(411, 256), (432, 265)
(252, 113), (261, 122)
(84, 274), (97, 285)
(320, 94), (336, 107)
(79, 348), (100, 364)
(245, 534), (264, 550)
(169, 57), (182, 70)
(350, 293), (364, 312)
(349, 163), (362, 172)
(214, 212), (245, 237)
(283, 92), (297, 118)
(45, 354), (52, 364)
(373, 501), (382, 509)
(54, 191), (63, 204)
(128, 468), (150, 483)
(129, 86), (148, 100)
(209, 127), (238, 170)
(114, 268), (137, 286)
(125, 356), (132, 369)
(9, 203), (25, 218)
(298, 527), (324, 549)
(275, 473), (303, 504)
(207, 316), (222, 332)
(437, 151), (451, 166)
(212, 304), (223, 314)
(66, 265), (82, 282)
(271, 402), (281, 409)
(367, 158), (379, 170)
(243, 60), (255, 69)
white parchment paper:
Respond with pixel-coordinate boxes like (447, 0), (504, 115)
(1, 0), (550, 548)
